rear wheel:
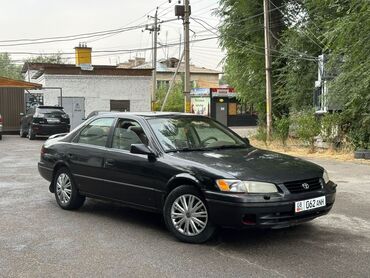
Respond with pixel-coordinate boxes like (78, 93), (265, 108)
(28, 126), (35, 140)
(164, 185), (215, 243)
(20, 126), (27, 138)
(54, 167), (85, 210)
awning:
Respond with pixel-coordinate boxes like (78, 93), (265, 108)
(0, 76), (42, 89)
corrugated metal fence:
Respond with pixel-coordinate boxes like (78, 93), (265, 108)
(0, 88), (24, 132)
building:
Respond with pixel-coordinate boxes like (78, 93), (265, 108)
(314, 54), (343, 113)
(22, 46), (153, 128)
(0, 76), (42, 132)
(190, 88), (257, 127)
(118, 57), (221, 88)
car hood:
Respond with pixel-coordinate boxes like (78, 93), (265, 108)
(169, 147), (323, 184)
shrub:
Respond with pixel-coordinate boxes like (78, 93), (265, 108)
(273, 115), (290, 146)
(292, 110), (321, 152)
(320, 113), (343, 149)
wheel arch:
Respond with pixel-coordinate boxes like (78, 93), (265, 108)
(163, 173), (203, 204)
(49, 161), (70, 193)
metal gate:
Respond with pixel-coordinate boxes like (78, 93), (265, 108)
(58, 97), (85, 129)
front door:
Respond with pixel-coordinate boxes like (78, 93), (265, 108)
(216, 102), (228, 126)
(58, 97), (85, 129)
(103, 118), (162, 209)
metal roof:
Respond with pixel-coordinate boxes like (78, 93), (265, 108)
(0, 76), (42, 89)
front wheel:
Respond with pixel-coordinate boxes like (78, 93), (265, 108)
(164, 185), (216, 243)
(54, 167), (85, 210)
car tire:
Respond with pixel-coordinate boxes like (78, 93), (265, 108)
(28, 126), (35, 140)
(20, 127), (27, 138)
(163, 185), (216, 243)
(0, 134), (2, 140)
(54, 167), (85, 210)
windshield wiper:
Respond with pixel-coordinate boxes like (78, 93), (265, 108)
(166, 147), (207, 152)
(206, 144), (247, 150)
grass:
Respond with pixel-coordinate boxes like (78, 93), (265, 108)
(250, 137), (370, 165)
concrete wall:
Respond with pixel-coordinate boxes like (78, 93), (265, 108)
(40, 74), (151, 116)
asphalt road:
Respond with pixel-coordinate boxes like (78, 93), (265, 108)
(0, 135), (369, 278)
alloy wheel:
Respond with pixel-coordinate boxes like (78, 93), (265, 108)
(170, 194), (208, 236)
(56, 173), (72, 204)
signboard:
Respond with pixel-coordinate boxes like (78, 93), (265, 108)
(211, 88), (237, 98)
(190, 88), (210, 96)
(191, 97), (210, 116)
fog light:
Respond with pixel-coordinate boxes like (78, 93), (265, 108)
(242, 214), (256, 225)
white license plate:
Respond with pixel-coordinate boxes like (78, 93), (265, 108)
(47, 118), (60, 123)
(295, 196), (326, 213)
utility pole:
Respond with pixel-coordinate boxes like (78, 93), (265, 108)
(263, 0), (272, 141)
(145, 8), (160, 111)
(183, 0), (191, 112)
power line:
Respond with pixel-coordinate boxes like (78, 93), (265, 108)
(0, 19), (177, 47)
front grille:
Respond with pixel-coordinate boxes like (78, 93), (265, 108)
(284, 178), (323, 193)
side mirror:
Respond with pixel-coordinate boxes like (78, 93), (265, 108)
(130, 144), (155, 157)
(243, 137), (250, 145)
(20, 113), (24, 116)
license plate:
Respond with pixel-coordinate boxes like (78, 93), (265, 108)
(47, 118), (60, 123)
(295, 196), (326, 213)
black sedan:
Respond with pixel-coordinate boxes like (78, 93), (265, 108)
(38, 112), (336, 243)
(20, 106), (70, 140)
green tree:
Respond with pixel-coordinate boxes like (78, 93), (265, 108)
(0, 53), (22, 79)
(24, 52), (65, 64)
(155, 82), (184, 112)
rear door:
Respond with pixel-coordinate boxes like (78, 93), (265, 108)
(68, 117), (115, 196)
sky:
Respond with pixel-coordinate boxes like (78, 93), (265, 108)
(0, 0), (225, 71)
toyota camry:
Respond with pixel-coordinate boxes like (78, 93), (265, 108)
(38, 112), (336, 243)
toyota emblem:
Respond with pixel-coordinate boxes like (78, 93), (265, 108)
(302, 183), (310, 190)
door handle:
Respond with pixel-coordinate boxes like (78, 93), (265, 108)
(104, 159), (115, 167)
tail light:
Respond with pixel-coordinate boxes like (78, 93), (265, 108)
(41, 145), (46, 157)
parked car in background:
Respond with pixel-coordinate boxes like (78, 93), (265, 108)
(20, 106), (70, 140)
(38, 112), (336, 243)
(0, 113), (3, 140)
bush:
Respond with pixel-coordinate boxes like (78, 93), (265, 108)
(254, 122), (267, 145)
(320, 113), (343, 149)
(292, 110), (321, 152)
(273, 115), (290, 146)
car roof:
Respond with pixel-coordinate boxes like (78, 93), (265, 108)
(98, 112), (198, 118)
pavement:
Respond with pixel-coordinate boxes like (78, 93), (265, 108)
(0, 135), (369, 278)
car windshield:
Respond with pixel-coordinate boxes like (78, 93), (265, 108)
(148, 116), (248, 152)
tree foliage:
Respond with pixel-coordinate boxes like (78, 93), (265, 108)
(218, 0), (370, 149)
(0, 53), (22, 80)
(154, 82), (184, 112)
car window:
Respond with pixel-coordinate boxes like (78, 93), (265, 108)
(77, 118), (114, 147)
(148, 117), (246, 152)
(112, 119), (148, 151)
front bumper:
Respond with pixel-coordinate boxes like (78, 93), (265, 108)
(205, 184), (336, 229)
(32, 123), (70, 136)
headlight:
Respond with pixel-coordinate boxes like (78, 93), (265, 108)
(61, 114), (69, 118)
(216, 179), (278, 193)
(323, 170), (330, 184)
